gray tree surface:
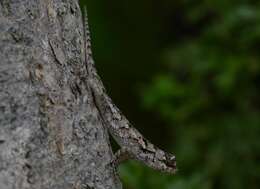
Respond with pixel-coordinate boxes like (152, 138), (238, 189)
(0, 0), (176, 189)
(0, 0), (121, 188)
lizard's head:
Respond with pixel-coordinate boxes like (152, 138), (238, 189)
(153, 149), (177, 174)
(163, 153), (177, 174)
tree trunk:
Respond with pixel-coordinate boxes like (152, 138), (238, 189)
(0, 0), (122, 188)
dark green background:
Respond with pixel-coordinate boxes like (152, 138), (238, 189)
(80, 0), (260, 188)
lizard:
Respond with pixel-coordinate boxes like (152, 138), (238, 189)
(83, 7), (177, 174)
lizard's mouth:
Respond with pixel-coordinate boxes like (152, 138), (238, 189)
(163, 154), (177, 173)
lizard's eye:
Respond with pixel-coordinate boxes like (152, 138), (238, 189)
(170, 156), (176, 161)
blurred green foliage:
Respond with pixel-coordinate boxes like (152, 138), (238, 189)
(80, 0), (260, 188)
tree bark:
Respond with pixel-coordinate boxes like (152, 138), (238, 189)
(0, 0), (122, 188)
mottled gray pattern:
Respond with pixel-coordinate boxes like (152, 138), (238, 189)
(0, 0), (121, 189)
(83, 8), (177, 175)
(0, 0), (177, 188)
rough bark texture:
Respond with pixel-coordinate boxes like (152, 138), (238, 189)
(0, 0), (122, 188)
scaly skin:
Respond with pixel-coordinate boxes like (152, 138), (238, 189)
(83, 7), (177, 174)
